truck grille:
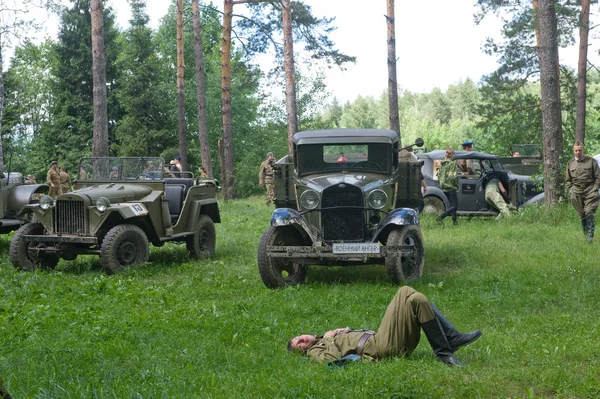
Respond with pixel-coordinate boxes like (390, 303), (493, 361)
(322, 185), (364, 241)
(56, 200), (86, 234)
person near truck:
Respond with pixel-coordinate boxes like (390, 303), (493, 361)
(566, 140), (600, 242)
(259, 152), (276, 206)
(287, 286), (482, 367)
(46, 161), (63, 199)
(436, 148), (459, 225)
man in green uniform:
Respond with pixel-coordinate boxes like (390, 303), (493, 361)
(259, 152), (276, 206)
(59, 166), (72, 193)
(46, 161), (63, 199)
(288, 286), (481, 367)
(484, 177), (513, 220)
(566, 141), (600, 242)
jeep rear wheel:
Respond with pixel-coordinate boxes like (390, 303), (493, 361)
(10, 223), (59, 271)
(422, 196), (445, 215)
(257, 226), (306, 288)
(385, 225), (424, 283)
(186, 214), (216, 259)
(100, 224), (149, 274)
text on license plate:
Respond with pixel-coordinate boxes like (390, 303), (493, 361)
(332, 243), (380, 254)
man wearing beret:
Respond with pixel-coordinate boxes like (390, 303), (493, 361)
(457, 141), (474, 175)
(46, 161), (63, 199)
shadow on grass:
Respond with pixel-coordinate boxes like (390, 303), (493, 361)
(305, 264), (392, 286)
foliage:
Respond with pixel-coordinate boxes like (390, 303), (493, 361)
(1, 199), (600, 397)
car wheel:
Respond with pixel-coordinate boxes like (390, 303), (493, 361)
(422, 196), (445, 215)
(10, 223), (59, 271)
(385, 225), (424, 284)
(100, 224), (149, 274)
(186, 214), (216, 259)
(257, 226), (307, 289)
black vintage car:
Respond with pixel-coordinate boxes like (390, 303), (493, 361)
(418, 150), (541, 217)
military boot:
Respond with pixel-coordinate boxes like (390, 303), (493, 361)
(430, 303), (482, 352)
(581, 218), (587, 235)
(586, 215), (595, 242)
(421, 318), (461, 367)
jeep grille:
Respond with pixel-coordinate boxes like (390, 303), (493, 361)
(322, 185), (364, 241)
(56, 200), (86, 234)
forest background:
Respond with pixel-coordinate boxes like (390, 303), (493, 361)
(3, 0), (600, 198)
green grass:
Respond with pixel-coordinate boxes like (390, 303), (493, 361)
(1, 198), (600, 398)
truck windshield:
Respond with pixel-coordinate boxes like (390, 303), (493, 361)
(297, 143), (391, 176)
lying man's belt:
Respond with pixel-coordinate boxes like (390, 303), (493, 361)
(574, 183), (589, 189)
(264, 174), (273, 177)
(356, 331), (375, 355)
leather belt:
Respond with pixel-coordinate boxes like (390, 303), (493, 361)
(265, 174), (273, 177)
(356, 331), (375, 355)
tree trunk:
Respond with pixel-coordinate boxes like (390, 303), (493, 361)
(192, 0), (213, 177)
(91, 0), (108, 157)
(282, 0), (298, 156)
(386, 0), (400, 144)
(176, 0), (188, 171)
(537, 0), (564, 205)
(221, 0), (235, 199)
(575, 0), (590, 144)
(218, 138), (226, 199)
(0, 33), (4, 171)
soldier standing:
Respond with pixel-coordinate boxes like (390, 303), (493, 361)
(566, 140), (600, 242)
(457, 141), (473, 175)
(259, 152), (276, 206)
(59, 166), (72, 193)
(46, 161), (63, 199)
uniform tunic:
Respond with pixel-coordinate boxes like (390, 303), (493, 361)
(47, 167), (63, 199)
(258, 160), (275, 205)
(59, 171), (72, 193)
(566, 156), (600, 218)
(306, 286), (435, 362)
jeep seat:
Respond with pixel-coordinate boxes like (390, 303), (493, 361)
(165, 184), (185, 223)
(163, 178), (193, 192)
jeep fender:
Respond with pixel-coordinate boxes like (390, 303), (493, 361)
(372, 208), (420, 243)
(270, 208), (316, 243)
(185, 199), (220, 231)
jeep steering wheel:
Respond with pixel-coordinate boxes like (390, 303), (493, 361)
(353, 161), (382, 170)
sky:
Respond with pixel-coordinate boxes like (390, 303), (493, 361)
(48, 0), (597, 104)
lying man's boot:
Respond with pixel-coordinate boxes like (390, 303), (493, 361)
(582, 218), (587, 235)
(586, 215), (595, 242)
(421, 318), (462, 367)
(430, 303), (482, 352)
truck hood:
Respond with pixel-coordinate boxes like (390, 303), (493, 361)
(301, 173), (385, 191)
(58, 183), (153, 204)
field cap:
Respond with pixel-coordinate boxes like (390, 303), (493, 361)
(462, 141), (473, 147)
(266, 152), (274, 157)
(174, 155), (182, 161)
(51, 160), (58, 165)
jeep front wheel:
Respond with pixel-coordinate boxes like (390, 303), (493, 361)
(100, 224), (149, 274)
(10, 223), (59, 271)
(385, 225), (424, 284)
(257, 226), (306, 288)
(186, 214), (216, 259)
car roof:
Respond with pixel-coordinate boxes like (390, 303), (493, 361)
(293, 129), (399, 145)
(418, 150), (500, 161)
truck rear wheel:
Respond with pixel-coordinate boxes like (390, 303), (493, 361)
(100, 224), (149, 274)
(10, 223), (59, 271)
(385, 225), (424, 283)
(186, 214), (216, 259)
(257, 226), (306, 288)
(422, 196), (445, 215)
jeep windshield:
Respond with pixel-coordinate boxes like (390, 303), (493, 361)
(296, 143), (392, 176)
(78, 157), (165, 181)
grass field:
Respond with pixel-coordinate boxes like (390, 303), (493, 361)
(1, 197), (599, 398)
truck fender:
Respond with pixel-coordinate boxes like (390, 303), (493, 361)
(270, 208), (316, 243)
(372, 208), (420, 243)
(10, 184), (49, 214)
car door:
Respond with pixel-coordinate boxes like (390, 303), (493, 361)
(457, 158), (486, 211)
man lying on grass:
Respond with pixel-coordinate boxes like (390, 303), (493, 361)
(288, 286), (481, 367)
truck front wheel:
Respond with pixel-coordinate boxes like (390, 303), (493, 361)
(385, 225), (424, 283)
(100, 224), (149, 274)
(257, 226), (306, 288)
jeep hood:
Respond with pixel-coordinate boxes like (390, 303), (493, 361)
(58, 183), (153, 203)
(301, 174), (384, 191)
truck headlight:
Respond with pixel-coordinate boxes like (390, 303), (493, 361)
(95, 197), (111, 212)
(40, 195), (54, 210)
(368, 189), (388, 209)
(299, 190), (320, 210)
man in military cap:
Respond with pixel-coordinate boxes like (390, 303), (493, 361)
(46, 161), (63, 199)
(457, 140), (474, 175)
(259, 151), (276, 206)
(566, 140), (600, 242)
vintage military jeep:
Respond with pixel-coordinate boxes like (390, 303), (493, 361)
(257, 129), (425, 288)
(10, 157), (220, 273)
(0, 172), (49, 234)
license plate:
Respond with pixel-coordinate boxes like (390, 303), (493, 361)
(332, 243), (380, 254)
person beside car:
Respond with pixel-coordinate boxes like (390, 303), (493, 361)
(457, 141), (474, 175)
(259, 151), (276, 206)
(287, 286), (482, 367)
(46, 160), (63, 199)
(566, 140), (600, 242)
(484, 178), (513, 220)
(59, 166), (72, 193)
(436, 148), (459, 225)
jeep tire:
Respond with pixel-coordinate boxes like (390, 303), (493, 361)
(186, 214), (216, 259)
(100, 224), (149, 274)
(257, 226), (306, 288)
(385, 225), (424, 283)
(10, 223), (59, 271)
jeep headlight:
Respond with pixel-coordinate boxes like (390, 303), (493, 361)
(299, 190), (320, 210)
(368, 189), (388, 209)
(95, 197), (111, 212)
(40, 195), (54, 210)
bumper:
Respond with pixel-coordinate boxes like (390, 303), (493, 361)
(25, 235), (99, 244)
(267, 245), (413, 259)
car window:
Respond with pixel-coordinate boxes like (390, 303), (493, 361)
(297, 143), (391, 176)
